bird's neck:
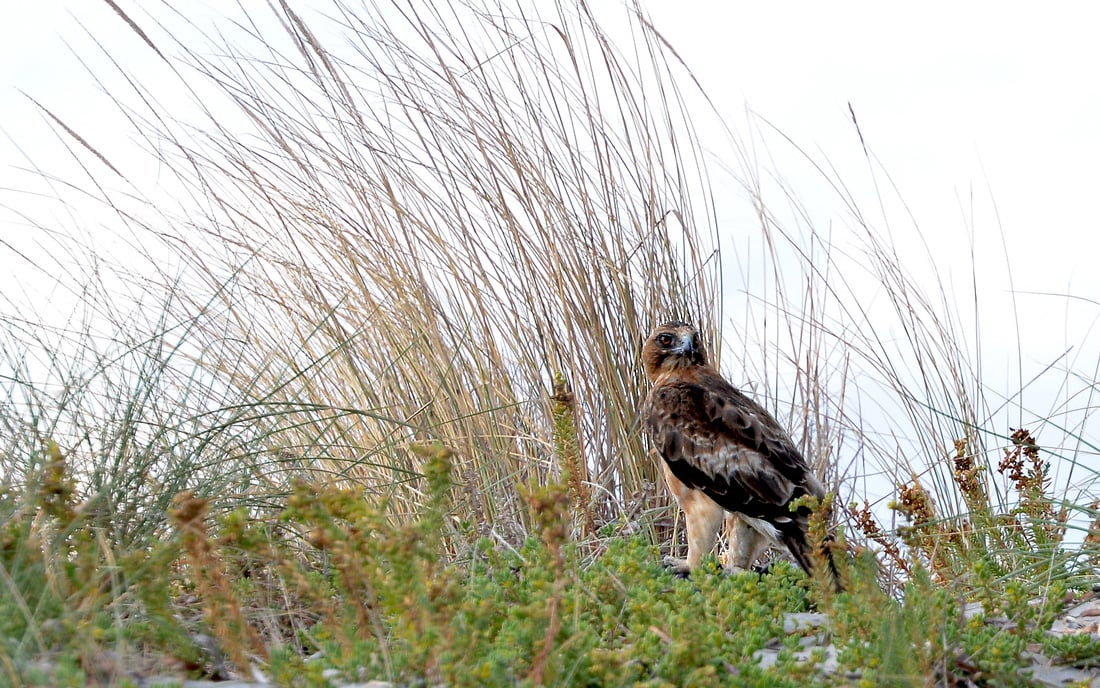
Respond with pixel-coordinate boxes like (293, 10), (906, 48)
(651, 362), (721, 386)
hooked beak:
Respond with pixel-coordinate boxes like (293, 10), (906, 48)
(675, 332), (696, 355)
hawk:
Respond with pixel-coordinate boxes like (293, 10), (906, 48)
(641, 321), (838, 584)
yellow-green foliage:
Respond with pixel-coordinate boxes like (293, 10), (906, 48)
(0, 440), (203, 686)
(193, 468), (819, 687)
(4, 407), (1100, 687)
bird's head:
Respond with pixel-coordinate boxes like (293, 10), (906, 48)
(641, 321), (708, 382)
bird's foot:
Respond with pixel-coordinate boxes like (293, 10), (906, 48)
(751, 562), (773, 576)
(662, 555), (692, 578)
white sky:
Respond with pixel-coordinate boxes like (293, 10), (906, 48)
(3, 2), (1099, 497)
(645, 2), (1100, 290)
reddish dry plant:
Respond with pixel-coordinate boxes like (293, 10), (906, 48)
(170, 491), (268, 672)
(952, 438), (985, 507)
(893, 478), (962, 579)
(998, 428), (1046, 498)
(852, 501), (910, 577)
(1088, 501), (1100, 544)
(895, 479), (936, 528)
(1084, 501), (1100, 566)
(998, 428), (1063, 541)
(550, 375), (594, 537)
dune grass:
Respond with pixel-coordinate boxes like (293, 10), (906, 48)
(2, 0), (1100, 685)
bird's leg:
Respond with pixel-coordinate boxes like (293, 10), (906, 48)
(662, 479), (725, 575)
(681, 493), (725, 572)
(721, 513), (769, 573)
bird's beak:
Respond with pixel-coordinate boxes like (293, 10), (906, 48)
(676, 333), (696, 355)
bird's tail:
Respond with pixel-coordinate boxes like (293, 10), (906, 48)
(781, 528), (844, 593)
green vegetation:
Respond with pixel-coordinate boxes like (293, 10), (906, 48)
(3, 1), (1100, 686)
(3, 435), (1099, 686)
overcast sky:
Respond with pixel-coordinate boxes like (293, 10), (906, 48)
(651, 2), (1100, 290)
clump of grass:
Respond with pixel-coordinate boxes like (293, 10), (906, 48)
(835, 424), (1100, 683)
(860, 427), (1083, 592)
(2, 444), (1091, 686)
(0, 433), (202, 685)
(825, 537), (1100, 686)
(49, 0), (725, 544)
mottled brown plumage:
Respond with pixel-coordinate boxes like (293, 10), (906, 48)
(641, 321), (835, 581)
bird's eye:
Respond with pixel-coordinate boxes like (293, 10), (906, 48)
(656, 333), (675, 347)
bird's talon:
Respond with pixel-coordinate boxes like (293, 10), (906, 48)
(662, 556), (692, 577)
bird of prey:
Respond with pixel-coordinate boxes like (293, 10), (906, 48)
(641, 321), (838, 583)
